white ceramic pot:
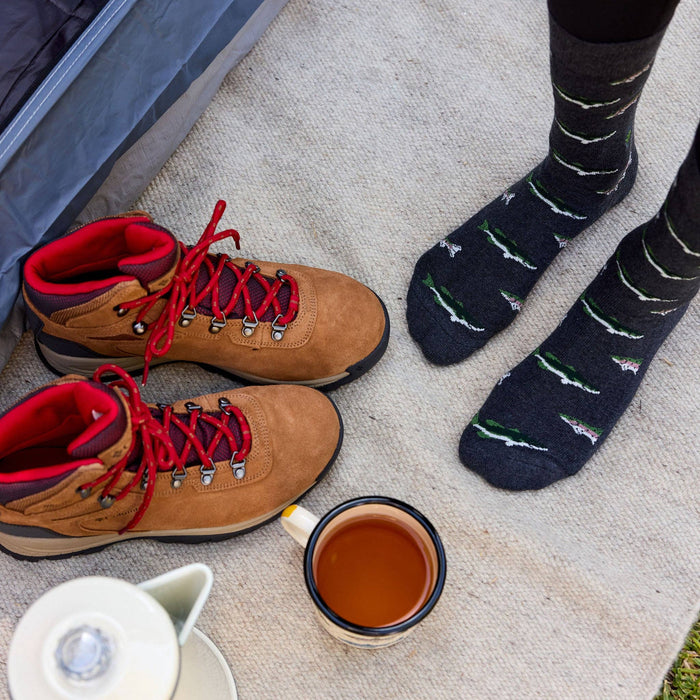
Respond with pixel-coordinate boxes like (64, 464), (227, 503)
(8, 563), (237, 700)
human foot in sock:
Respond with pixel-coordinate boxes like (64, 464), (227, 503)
(459, 127), (699, 489)
(407, 16), (669, 365)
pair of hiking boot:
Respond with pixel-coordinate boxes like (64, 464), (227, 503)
(0, 202), (389, 559)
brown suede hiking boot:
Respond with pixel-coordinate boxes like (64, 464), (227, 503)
(0, 365), (342, 559)
(23, 201), (389, 389)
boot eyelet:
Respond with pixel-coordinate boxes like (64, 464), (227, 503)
(218, 397), (233, 414)
(241, 314), (258, 338)
(132, 320), (148, 335)
(114, 305), (128, 317)
(200, 458), (216, 486)
(276, 269), (287, 279)
(271, 314), (287, 341)
(179, 306), (197, 327)
(209, 315), (227, 334)
(77, 487), (91, 499)
(230, 454), (246, 479)
(184, 401), (202, 414)
(98, 494), (115, 509)
(171, 464), (187, 489)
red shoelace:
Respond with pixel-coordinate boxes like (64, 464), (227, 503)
(77, 364), (252, 533)
(118, 200), (300, 383)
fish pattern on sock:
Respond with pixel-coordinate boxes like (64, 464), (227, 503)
(458, 126), (700, 490)
(407, 17), (669, 365)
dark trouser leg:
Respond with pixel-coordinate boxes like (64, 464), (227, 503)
(548, 0), (680, 42)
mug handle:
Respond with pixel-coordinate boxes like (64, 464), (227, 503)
(281, 505), (319, 547)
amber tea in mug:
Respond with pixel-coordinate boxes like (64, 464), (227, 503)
(313, 512), (434, 627)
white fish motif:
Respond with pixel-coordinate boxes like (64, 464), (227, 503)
(552, 151), (618, 176)
(605, 95), (640, 120)
(553, 85), (620, 109)
(597, 152), (633, 196)
(439, 238), (462, 258)
(497, 372), (511, 385)
(527, 176), (587, 220)
(611, 356), (641, 374)
(665, 209), (700, 258)
(609, 62), (651, 85)
(556, 120), (615, 145)
(559, 414), (601, 444)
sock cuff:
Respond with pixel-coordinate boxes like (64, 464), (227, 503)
(548, 13), (669, 85)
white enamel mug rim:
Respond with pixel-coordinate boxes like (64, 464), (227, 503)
(297, 496), (447, 638)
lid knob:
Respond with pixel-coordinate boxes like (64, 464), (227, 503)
(55, 625), (113, 682)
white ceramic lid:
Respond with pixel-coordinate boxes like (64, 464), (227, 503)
(8, 576), (180, 700)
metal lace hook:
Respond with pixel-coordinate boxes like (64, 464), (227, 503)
(179, 305), (197, 327)
(171, 464), (187, 489)
(241, 312), (258, 338)
(209, 314), (227, 334)
(271, 313), (287, 341)
(200, 457), (217, 486)
(230, 453), (246, 480)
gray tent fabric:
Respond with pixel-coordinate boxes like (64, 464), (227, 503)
(0, 0), (288, 370)
(0, 0), (111, 132)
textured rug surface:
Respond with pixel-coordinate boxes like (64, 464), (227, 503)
(0, 1), (698, 698)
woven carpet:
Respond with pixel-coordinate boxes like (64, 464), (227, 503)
(0, 1), (698, 698)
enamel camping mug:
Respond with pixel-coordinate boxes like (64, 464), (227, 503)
(281, 496), (446, 648)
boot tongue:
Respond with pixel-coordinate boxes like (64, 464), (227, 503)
(193, 261), (292, 322)
(118, 222), (179, 293)
(116, 218), (292, 319)
(152, 406), (243, 467)
(117, 219), (292, 319)
(67, 381), (131, 466)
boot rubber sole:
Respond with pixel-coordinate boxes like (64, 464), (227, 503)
(35, 341), (350, 388)
(0, 503), (297, 560)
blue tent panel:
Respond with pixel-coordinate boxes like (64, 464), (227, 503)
(0, 0), (282, 342)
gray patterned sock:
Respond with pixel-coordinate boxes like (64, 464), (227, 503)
(407, 15), (669, 364)
(459, 125), (700, 490)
